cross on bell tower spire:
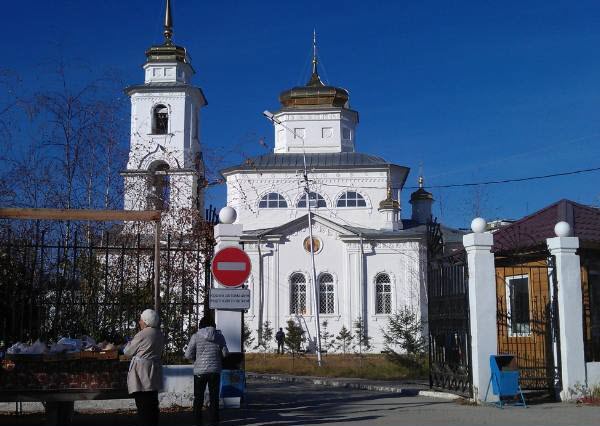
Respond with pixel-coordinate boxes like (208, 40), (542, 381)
(307, 29), (324, 87)
(163, 0), (173, 44)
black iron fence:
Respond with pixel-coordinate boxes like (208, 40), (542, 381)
(495, 256), (560, 393)
(581, 252), (600, 363)
(427, 250), (472, 397)
(0, 215), (216, 363)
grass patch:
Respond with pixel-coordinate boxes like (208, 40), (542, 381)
(245, 353), (427, 381)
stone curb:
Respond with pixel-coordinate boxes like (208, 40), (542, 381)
(246, 372), (462, 400)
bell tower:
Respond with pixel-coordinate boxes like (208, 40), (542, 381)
(122, 0), (207, 231)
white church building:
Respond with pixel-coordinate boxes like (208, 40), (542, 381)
(119, 0), (450, 352)
(221, 46), (440, 352)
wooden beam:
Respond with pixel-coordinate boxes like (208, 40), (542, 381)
(0, 208), (161, 222)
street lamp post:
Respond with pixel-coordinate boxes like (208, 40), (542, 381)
(263, 110), (323, 367)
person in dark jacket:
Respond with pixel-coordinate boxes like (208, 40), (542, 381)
(185, 316), (228, 426)
(275, 328), (285, 354)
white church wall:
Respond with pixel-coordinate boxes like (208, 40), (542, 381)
(128, 92), (201, 171)
(272, 109), (358, 154)
(227, 170), (398, 232)
(243, 227), (427, 353)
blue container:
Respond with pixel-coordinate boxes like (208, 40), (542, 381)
(486, 355), (526, 407)
(220, 369), (245, 399)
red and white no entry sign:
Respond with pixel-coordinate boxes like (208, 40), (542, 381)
(211, 246), (251, 288)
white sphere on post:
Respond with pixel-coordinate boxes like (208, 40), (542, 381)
(219, 206), (237, 224)
(554, 221), (571, 237)
(471, 217), (487, 234)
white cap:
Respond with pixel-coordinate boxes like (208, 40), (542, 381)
(219, 206), (237, 224)
(471, 217), (487, 234)
(554, 221), (571, 237)
(140, 309), (160, 328)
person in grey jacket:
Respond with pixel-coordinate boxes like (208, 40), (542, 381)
(185, 316), (228, 426)
(123, 309), (164, 426)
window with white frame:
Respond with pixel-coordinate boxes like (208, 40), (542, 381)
(290, 273), (307, 315)
(506, 275), (531, 335)
(337, 191), (367, 207)
(319, 273), (335, 314)
(375, 273), (392, 314)
(259, 192), (288, 208)
(297, 192), (326, 208)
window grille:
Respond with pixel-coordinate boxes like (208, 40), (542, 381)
(297, 192), (326, 208)
(337, 191), (367, 207)
(259, 192), (288, 208)
(319, 273), (335, 314)
(290, 273), (307, 315)
(375, 273), (392, 314)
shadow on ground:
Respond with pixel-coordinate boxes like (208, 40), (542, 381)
(0, 380), (451, 426)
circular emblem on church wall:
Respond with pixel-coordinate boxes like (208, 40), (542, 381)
(303, 236), (322, 254)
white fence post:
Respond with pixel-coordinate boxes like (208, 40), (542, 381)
(463, 218), (498, 403)
(547, 221), (586, 400)
(213, 207), (243, 353)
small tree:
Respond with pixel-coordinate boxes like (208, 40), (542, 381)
(254, 320), (274, 357)
(353, 316), (372, 356)
(242, 320), (255, 352)
(319, 320), (336, 354)
(382, 307), (426, 368)
(335, 325), (354, 354)
(284, 319), (306, 359)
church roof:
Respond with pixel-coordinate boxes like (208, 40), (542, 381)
(240, 213), (428, 240)
(221, 152), (408, 174)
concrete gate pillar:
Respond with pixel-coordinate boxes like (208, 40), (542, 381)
(463, 218), (498, 403)
(547, 221), (586, 400)
(213, 207), (243, 353)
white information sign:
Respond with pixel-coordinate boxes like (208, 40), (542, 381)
(209, 288), (251, 310)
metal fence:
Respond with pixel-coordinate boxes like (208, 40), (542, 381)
(495, 255), (560, 393)
(0, 213), (217, 363)
(581, 251), (600, 363)
(427, 250), (472, 397)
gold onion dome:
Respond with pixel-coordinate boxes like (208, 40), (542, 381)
(379, 174), (400, 211)
(410, 176), (434, 202)
(279, 32), (350, 109)
(379, 195), (400, 211)
(145, 0), (188, 63)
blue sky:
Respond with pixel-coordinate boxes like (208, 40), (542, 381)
(5, 0), (600, 228)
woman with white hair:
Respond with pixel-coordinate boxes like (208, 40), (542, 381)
(123, 309), (164, 426)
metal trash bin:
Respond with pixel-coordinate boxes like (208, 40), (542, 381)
(485, 354), (526, 407)
(220, 369), (245, 408)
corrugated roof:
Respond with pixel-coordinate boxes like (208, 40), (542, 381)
(492, 199), (600, 253)
(221, 152), (404, 174)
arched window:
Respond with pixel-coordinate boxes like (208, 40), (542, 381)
(375, 273), (392, 314)
(297, 192), (326, 208)
(147, 162), (170, 210)
(337, 191), (367, 207)
(319, 273), (335, 314)
(152, 104), (169, 134)
(290, 273), (307, 315)
(259, 192), (287, 208)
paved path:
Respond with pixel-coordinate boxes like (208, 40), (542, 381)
(2, 377), (600, 425)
